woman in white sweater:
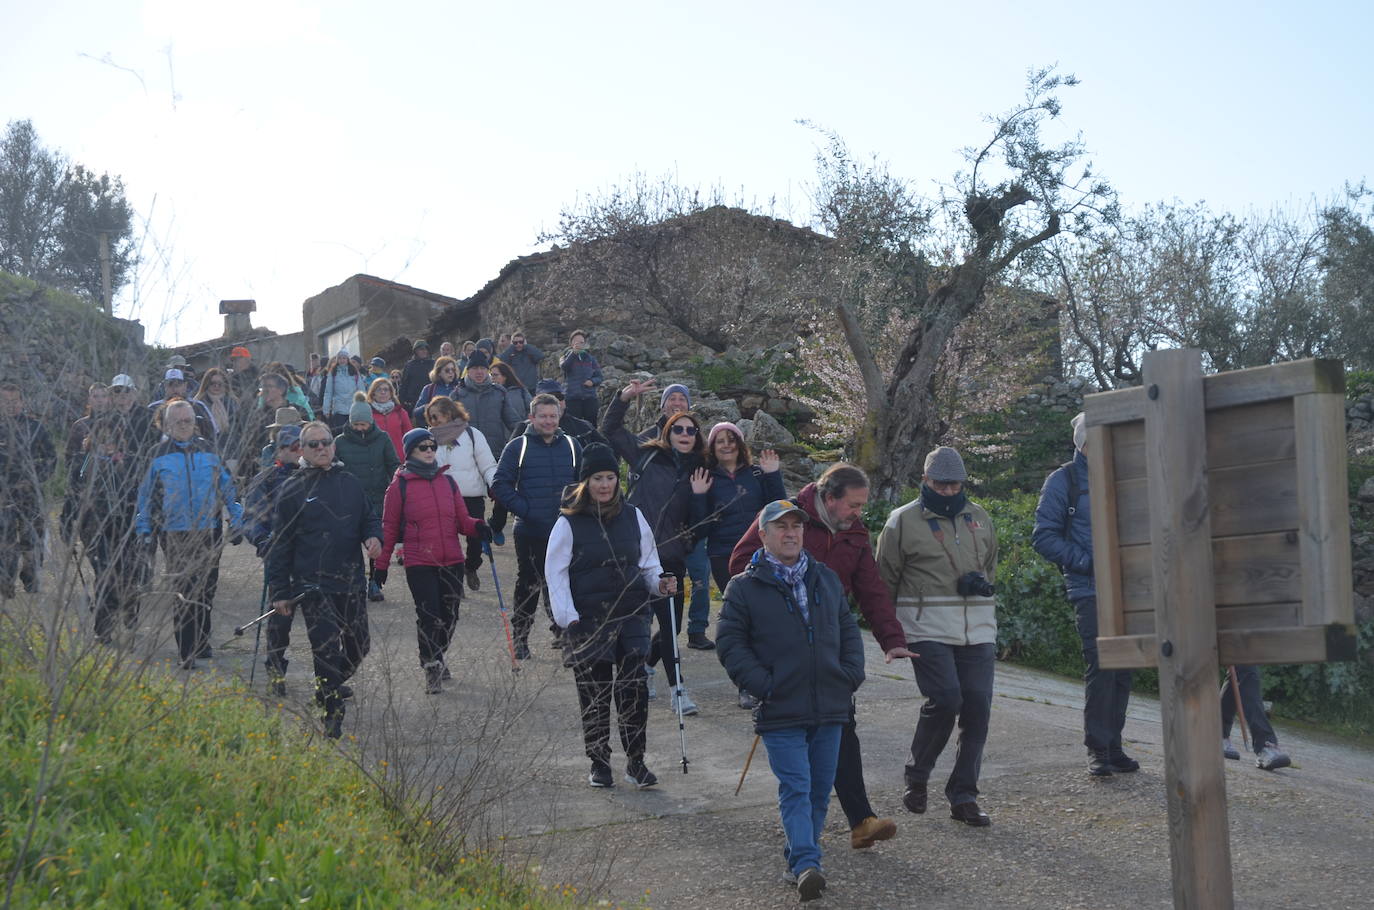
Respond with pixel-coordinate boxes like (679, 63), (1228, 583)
(424, 396), (497, 592)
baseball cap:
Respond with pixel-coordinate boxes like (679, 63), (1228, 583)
(230, 346), (251, 359)
(164, 368), (186, 381)
(110, 374), (136, 389)
(275, 425), (302, 449)
(758, 499), (808, 528)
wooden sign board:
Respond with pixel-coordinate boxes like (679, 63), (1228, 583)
(1085, 357), (1358, 670)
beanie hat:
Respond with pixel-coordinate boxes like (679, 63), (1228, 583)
(465, 348), (491, 369)
(402, 427), (435, 458)
(348, 391), (373, 425)
(535, 378), (565, 398)
(1072, 411), (1087, 451)
(230, 346), (251, 359)
(475, 338), (496, 354)
(413, 338), (430, 352)
(660, 383), (691, 410)
(706, 421), (743, 450)
(923, 446), (967, 483)
(370, 356), (386, 369)
(579, 443), (620, 481)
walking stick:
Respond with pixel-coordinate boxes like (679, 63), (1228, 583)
(247, 574), (269, 685)
(483, 542), (520, 674)
(735, 733), (761, 796)
(663, 576), (690, 774)
(1227, 665), (1251, 752)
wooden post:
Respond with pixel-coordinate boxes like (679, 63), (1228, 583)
(98, 231), (112, 316)
(1144, 349), (1233, 909)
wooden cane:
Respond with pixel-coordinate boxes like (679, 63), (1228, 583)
(735, 734), (761, 796)
(1227, 666), (1251, 751)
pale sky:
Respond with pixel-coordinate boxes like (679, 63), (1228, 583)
(5, 0), (1370, 346)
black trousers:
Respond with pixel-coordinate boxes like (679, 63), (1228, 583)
(0, 500), (44, 593)
(265, 610), (295, 678)
(406, 563), (464, 666)
(462, 497), (486, 571)
(162, 529), (222, 661)
(87, 532), (143, 641)
(565, 396), (598, 425)
(1220, 664), (1277, 752)
(1075, 596), (1134, 754)
(905, 640), (995, 807)
(298, 589), (370, 716)
(833, 714), (878, 828)
(512, 533), (551, 646)
(647, 557), (685, 686)
(573, 650), (650, 763)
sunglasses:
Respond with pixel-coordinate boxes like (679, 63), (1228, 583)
(111, 387), (132, 394)
(670, 424), (699, 436)
(414, 442), (438, 452)
(303, 439), (334, 449)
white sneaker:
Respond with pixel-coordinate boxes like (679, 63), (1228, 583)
(644, 665), (657, 699)
(1255, 742), (1291, 771)
(1222, 738), (1240, 760)
(669, 688), (699, 716)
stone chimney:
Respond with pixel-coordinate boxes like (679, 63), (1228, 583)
(219, 299), (256, 337)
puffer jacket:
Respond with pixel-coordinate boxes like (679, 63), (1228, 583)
(135, 437), (243, 535)
(716, 553), (865, 733)
(68, 450), (140, 548)
(413, 379), (462, 425)
(601, 394), (700, 565)
(243, 461), (297, 551)
(434, 424), (497, 497)
(378, 464), (481, 569)
(690, 463), (786, 559)
(489, 427), (582, 539)
(1031, 449), (1094, 601)
(321, 366), (367, 418)
(499, 342), (546, 391)
(398, 356), (435, 411)
(729, 482), (905, 653)
(371, 404), (412, 458)
(267, 463), (380, 599)
(333, 424), (399, 516)
(454, 378), (522, 458)
(560, 349), (603, 401)
(876, 495), (998, 647)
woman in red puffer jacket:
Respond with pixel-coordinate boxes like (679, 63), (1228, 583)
(367, 377), (412, 458)
(379, 428), (491, 694)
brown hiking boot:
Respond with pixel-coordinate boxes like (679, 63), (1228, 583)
(850, 816), (897, 849)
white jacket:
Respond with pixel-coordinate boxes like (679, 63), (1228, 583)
(435, 425), (498, 497)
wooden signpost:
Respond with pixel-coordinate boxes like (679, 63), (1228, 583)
(1083, 350), (1357, 910)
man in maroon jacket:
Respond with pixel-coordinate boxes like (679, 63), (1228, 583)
(731, 462), (915, 849)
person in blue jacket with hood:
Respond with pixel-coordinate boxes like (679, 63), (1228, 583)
(136, 399), (244, 669)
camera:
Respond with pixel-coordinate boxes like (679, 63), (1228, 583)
(957, 572), (995, 598)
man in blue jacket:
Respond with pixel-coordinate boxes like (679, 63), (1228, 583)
(136, 400), (244, 669)
(1032, 412), (1137, 777)
(716, 499), (865, 903)
(490, 393), (583, 659)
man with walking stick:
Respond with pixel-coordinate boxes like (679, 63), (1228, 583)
(717, 499), (865, 903)
(243, 424), (302, 693)
(267, 420), (381, 739)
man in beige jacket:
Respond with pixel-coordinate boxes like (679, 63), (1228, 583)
(877, 446), (998, 827)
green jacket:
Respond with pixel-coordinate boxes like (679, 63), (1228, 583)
(333, 425), (399, 515)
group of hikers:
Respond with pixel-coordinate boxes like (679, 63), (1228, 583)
(0, 327), (1295, 904)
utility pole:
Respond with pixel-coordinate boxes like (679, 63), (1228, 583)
(98, 231), (112, 316)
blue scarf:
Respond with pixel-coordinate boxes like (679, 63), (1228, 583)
(762, 550), (811, 622)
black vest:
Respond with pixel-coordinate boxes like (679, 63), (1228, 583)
(566, 506), (649, 622)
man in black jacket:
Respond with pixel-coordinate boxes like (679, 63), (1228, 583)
(716, 499), (865, 903)
(397, 339), (435, 414)
(1, 382), (56, 598)
(268, 420), (381, 737)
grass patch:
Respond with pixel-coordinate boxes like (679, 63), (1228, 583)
(0, 639), (568, 908)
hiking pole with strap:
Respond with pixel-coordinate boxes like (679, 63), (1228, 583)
(483, 541), (520, 674)
(663, 576), (690, 774)
(1227, 665), (1251, 752)
(247, 574), (269, 685)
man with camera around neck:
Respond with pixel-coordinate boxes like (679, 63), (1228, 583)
(876, 445), (999, 828)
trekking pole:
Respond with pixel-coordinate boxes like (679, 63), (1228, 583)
(663, 574), (690, 774)
(735, 734), (761, 796)
(247, 574), (269, 685)
(483, 541), (520, 674)
(1227, 666), (1251, 752)
(229, 586), (316, 638)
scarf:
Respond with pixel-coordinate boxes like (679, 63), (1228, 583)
(762, 550), (811, 622)
(813, 493), (841, 535)
(920, 484), (967, 519)
(372, 400), (396, 415)
(405, 458), (442, 480)
(431, 421), (465, 447)
(207, 396), (229, 433)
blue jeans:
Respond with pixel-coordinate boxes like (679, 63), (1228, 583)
(685, 539), (711, 636)
(761, 724), (842, 875)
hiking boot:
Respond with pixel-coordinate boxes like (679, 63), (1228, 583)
(424, 663), (443, 694)
(588, 760), (614, 788)
(950, 801), (991, 827)
(796, 866), (826, 902)
(1088, 750), (1114, 777)
(179, 657), (197, 671)
(645, 665), (657, 699)
(1108, 750), (1140, 773)
(902, 784), (927, 814)
(0, 580), (14, 600)
(338, 684), (354, 699)
(687, 631), (715, 650)
(1223, 738), (1241, 760)
(625, 758), (659, 790)
(1256, 742), (1291, 771)
(465, 568), (481, 592)
(850, 815), (897, 849)
(669, 689), (699, 716)
(323, 710), (344, 739)
(268, 676), (287, 697)
(513, 641), (531, 661)
(196, 645), (214, 659)
(739, 689), (761, 710)
(440, 660), (452, 681)
(368, 580), (384, 602)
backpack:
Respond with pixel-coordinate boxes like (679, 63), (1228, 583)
(1060, 460), (1083, 534)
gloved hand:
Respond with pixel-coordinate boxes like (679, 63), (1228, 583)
(373, 568), (388, 587)
(254, 538), (272, 560)
(228, 530), (245, 546)
(474, 521), (493, 544)
(141, 535), (157, 557)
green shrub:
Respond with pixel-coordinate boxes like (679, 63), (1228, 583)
(0, 643), (567, 908)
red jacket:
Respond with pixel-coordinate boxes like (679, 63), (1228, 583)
(372, 405), (413, 459)
(380, 465), (480, 569)
(729, 482), (905, 652)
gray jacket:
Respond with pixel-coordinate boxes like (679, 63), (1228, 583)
(454, 377), (522, 459)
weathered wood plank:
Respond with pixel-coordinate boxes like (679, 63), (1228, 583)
(1123, 602), (1301, 636)
(1112, 400), (1294, 482)
(1119, 532), (1302, 611)
(1084, 359), (1343, 425)
(1115, 461), (1298, 546)
(1087, 424), (1126, 638)
(1294, 393), (1354, 627)
(1101, 622), (1358, 668)
(1099, 634), (1158, 669)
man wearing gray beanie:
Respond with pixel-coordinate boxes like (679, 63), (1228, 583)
(1032, 412), (1138, 777)
(876, 445), (999, 827)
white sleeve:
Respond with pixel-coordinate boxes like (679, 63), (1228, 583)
(472, 428), (498, 488)
(635, 507), (665, 594)
(545, 517), (579, 628)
